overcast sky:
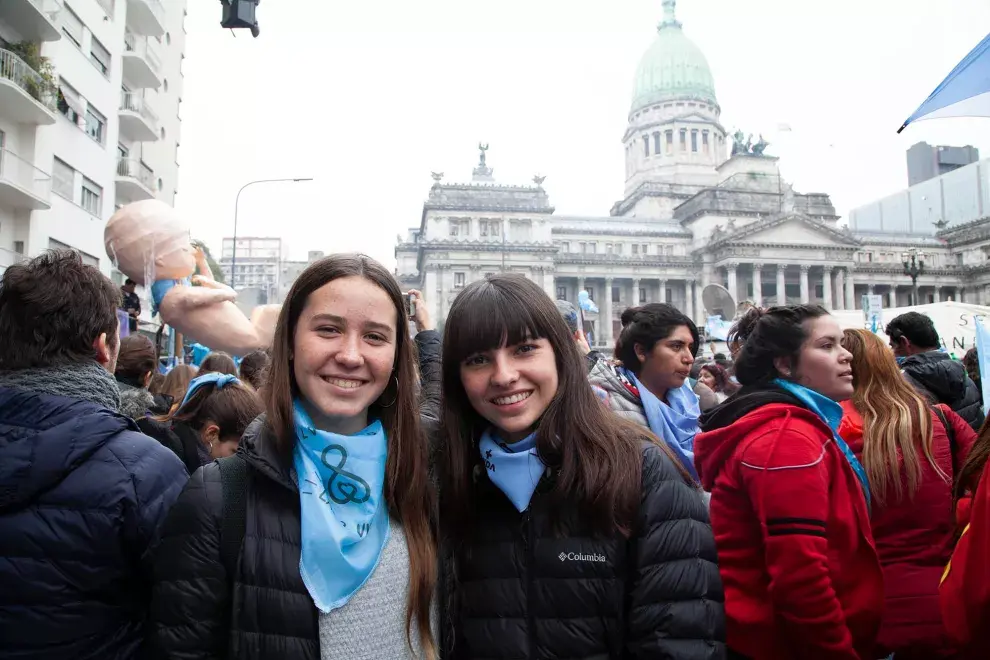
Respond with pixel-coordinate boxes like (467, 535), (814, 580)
(173, 0), (990, 267)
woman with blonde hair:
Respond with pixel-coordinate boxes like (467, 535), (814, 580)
(838, 328), (976, 658)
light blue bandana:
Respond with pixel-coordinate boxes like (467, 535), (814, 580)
(622, 368), (701, 479)
(292, 400), (390, 613)
(479, 428), (546, 512)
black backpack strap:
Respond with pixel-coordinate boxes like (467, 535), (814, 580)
(217, 454), (249, 576)
(933, 404), (958, 475)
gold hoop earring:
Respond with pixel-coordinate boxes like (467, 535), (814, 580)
(378, 375), (399, 408)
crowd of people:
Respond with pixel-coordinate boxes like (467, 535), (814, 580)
(2, 248), (990, 659)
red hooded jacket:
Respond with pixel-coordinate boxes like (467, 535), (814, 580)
(941, 453), (990, 657)
(838, 401), (975, 658)
(695, 393), (883, 660)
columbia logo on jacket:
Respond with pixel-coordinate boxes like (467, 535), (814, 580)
(558, 551), (607, 563)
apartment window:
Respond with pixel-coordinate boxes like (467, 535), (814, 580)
(52, 157), (75, 199)
(632, 244), (639, 255)
(81, 178), (102, 216)
(579, 242), (587, 254)
(62, 5), (84, 46)
(57, 81), (83, 124)
(611, 287), (620, 303)
(615, 243), (623, 255)
(560, 241), (569, 253)
(665, 130), (673, 155)
(665, 245), (674, 256)
(666, 286), (673, 301)
(557, 286), (567, 300)
(454, 272), (465, 289)
(606, 243), (613, 255)
(85, 105), (106, 144)
(680, 129), (687, 151)
(13, 241), (24, 255)
(90, 37), (111, 76)
(639, 287), (647, 303)
(691, 130), (698, 153)
(642, 244), (649, 254)
(587, 287), (595, 301)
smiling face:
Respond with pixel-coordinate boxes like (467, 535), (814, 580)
(634, 324), (696, 400)
(291, 276), (397, 435)
(786, 315), (854, 402)
(459, 337), (559, 444)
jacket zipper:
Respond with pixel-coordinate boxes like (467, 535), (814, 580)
(522, 509), (536, 658)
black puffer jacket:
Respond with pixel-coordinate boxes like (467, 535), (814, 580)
(151, 330), (443, 660)
(445, 442), (725, 659)
(901, 350), (985, 430)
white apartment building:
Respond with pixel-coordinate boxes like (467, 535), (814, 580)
(219, 236), (282, 303)
(0, 0), (186, 281)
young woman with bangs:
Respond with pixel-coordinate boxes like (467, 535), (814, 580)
(838, 328), (975, 659)
(439, 274), (724, 659)
(152, 254), (439, 660)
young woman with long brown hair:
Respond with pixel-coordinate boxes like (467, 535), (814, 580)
(439, 274), (724, 659)
(152, 254), (439, 660)
(837, 328), (975, 658)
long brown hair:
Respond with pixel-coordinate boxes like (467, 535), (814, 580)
(842, 328), (948, 506)
(161, 364), (196, 411)
(155, 377), (262, 441)
(955, 417), (990, 500)
(265, 253), (435, 657)
(440, 274), (692, 539)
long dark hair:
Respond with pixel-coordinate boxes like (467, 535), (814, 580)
(733, 304), (830, 386)
(956, 417), (990, 500)
(115, 334), (157, 385)
(266, 253), (435, 656)
(155, 378), (263, 441)
(440, 274), (692, 539)
(614, 303), (699, 375)
(198, 351), (238, 376)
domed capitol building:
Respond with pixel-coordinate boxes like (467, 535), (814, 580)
(395, 0), (990, 347)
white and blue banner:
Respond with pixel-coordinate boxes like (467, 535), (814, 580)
(975, 315), (990, 415)
(705, 315), (734, 341)
(899, 30), (990, 132)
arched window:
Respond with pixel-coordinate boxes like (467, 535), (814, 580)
(653, 132), (662, 154)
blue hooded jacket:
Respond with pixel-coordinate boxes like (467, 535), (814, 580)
(0, 388), (188, 659)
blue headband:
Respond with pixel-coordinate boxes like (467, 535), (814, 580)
(178, 372), (240, 409)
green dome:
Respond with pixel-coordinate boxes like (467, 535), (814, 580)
(631, 22), (717, 113)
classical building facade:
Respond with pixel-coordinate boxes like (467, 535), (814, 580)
(395, 0), (990, 348)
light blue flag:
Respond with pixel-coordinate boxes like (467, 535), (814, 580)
(577, 289), (599, 314)
(974, 316), (990, 415)
(898, 30), (990, 132)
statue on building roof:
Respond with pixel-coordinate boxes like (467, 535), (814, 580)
(730, 129), (747, 156)
(751, 134), (769, 156)
(933, 218), (949, 230)
(533, 174), (546, 186)
(431, 171), (444, 183)
(478, 142), (489, 166)
(472, 142), (494, 182)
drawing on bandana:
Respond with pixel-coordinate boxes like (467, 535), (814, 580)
(318, 444), (372, 505)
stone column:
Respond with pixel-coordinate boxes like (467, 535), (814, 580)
(799, 265), (810, 304)
(726, 263), (738, 302)
(658, 279), (667, 303)
(542, 267), (555, 300)
(888, 287), (897, 308)
(685, 279), (696, 323)
(776, 264), (787, 305)
(934, 286), (941, 303)
(822, 266), (833, 310)
(959, 286), (966, 303)
(845, 268), (856, 310)
(752, 263), (763, 307)
(438, 265), (451, 321)
(631, 277), (641, 306)
(603, 277), (614, 349)
(424, 265), (440, 321)
(577, 276), (585, 295)
(868, 284), (875, 295)
(833, 268), (845, 311)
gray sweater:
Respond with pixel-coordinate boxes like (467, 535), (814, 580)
(318, 518), (432, 660)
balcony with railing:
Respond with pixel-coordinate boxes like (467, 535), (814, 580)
(0, 48), (57, 125)
(118, 91), (160, 142)
(116, 157), (155, 202)
(126, 0), (165, 37)
(0, 0), (63, 42)
(0, 148), (53, 211)
(121, 31), (162, 89)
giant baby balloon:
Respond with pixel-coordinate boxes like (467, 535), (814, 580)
(105, 199), (279, 356)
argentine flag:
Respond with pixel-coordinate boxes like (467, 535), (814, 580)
(974, 316), (990, 415)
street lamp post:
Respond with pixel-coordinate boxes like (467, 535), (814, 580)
(231, 177), (313, 288)
(902, 249), (925, 306)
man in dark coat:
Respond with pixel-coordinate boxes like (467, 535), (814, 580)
(887, 311), (985, 430)
(0, 250), (187, 659)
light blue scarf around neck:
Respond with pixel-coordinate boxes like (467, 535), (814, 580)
(292, 400), (390, 613)
(479, 428), (547, 512)
(773, 379), (871, 511)
(621, 368), (701, 479)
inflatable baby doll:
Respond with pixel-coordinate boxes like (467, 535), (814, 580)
(105, 199), (279, 356)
